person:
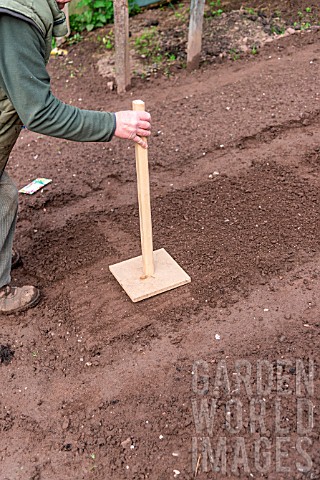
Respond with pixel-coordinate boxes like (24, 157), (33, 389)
(0, 0), (151, 315)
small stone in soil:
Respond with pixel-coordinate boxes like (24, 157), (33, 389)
(121, 437), (132, 448)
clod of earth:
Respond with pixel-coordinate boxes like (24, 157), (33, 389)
(0, 344), (14, 365)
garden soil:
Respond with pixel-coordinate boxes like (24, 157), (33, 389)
(1, 1), (320, 479)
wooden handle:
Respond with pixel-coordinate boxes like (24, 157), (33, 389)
(132, 100), (154, 277)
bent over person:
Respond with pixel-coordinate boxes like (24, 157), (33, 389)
(0, 0), (151, 314)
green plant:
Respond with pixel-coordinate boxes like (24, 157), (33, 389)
(209, 0), (223, 16)
(166, 53), (176, 62)
(251, 45), (258, 55)
(245, 7), (256, 15)
(174, 11), (185, 20)
(293, 5), (316, 31)
(70, 0), (113, 32)
(168, 2), (187, 21)
(69, 0), (139, 33)
(103, 37), (113, 49)
(229, 48), (240, 60)
(129, 0), (141, 16)
(134, 27), (162, 63)
(164, 66), (171, 77)
(270, 24), (285, 35)
(67, 33), (83, 44)
(101, 30), (114, 49)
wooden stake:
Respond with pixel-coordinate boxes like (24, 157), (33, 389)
(132, 100), (154, 277)
(114, 0), (131, 93)
(187, 0), (205, 71)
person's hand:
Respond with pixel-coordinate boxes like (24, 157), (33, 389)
(114, 110), (151, 149)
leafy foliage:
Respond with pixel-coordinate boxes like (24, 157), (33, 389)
(70, 0), (113, 32)
(209, 0), (223, 17)
(97, 30), (115, 49)
(134, 27), (162, 63)
(70, 0), (140, 33)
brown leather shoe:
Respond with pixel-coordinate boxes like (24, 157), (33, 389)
(12, 249), (21, 269)
(0, 285), (40, 315)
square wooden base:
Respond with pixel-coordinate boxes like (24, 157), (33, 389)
(109, 248), (191, 302)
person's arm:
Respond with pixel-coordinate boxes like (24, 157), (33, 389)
(0, 14), (115, 142)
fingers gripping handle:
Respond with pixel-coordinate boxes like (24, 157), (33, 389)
(132, 100), (154, 277)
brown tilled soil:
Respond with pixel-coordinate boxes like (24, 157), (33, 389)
(1, 1), (320, 479)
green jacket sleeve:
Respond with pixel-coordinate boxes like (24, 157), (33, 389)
(0, 14), (116, 142)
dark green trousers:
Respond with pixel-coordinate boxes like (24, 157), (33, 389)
(0, 94), (21, 287)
